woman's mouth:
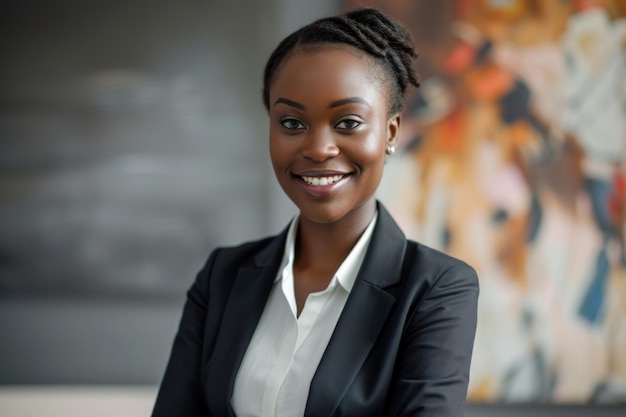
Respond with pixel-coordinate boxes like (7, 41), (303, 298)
(295, 173), (350, 198)
(301, 175), (344, 186)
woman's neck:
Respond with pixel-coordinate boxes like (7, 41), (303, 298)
(294, 203), (376, 280)
(291, 203), (376, 316)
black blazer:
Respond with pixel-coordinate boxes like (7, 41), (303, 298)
(152, 202), (479, 417)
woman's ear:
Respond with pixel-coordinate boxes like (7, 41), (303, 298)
(386, 113), (402, 155)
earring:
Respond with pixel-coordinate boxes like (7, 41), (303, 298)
(386, 145), (396, 155)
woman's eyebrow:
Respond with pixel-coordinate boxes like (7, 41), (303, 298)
(273, 98), (307, 110)
(273, 96), (372, 110)
(329, 97), (372, 108)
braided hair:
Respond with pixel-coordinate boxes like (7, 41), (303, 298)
(262, 8), (420, 115)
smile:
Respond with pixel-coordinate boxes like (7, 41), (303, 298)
(301, 175), (344, 186)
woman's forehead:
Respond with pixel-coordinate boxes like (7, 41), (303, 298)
(269, 45), (389, 106)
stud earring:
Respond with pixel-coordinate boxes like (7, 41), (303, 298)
(386, 145), (396, 155)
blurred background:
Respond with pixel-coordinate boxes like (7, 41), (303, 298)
(0, 0), (624, 416)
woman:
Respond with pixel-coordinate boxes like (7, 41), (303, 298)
(152, 8), (478, 417)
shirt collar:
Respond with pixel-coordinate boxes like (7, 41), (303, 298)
(277, 211), (378, 293)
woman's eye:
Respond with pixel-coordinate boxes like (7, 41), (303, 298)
(335, 119), (361, 129)
(280, 118), (305, 130)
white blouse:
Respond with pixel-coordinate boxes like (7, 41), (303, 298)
(231, 212), (378, 417)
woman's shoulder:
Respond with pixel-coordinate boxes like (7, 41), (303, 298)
(203, 229), (288, 271)
(374, 202), (477, 287)
(403, 239), (478, 285)
(219, 233), (280, 254)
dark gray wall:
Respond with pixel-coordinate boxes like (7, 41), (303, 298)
(0, 0), (288, 300)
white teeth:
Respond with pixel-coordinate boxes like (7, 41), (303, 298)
(302, 175), (343, 186)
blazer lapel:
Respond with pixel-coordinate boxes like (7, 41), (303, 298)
(305, 204), (407, 417)
(205, 227), (288, 416)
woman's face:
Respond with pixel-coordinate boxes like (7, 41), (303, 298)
(268, 46), (400, 226)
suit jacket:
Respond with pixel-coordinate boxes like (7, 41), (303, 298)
(152, 202), (479, 417)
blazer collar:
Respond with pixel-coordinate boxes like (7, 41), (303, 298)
(206, 201), (406, 417)
(353, 201), (407, 288)
(305, 201), (407, 416)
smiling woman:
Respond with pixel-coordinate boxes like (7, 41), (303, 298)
(152, 8), (479, 417)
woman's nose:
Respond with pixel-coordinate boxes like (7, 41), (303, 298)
(301, 129), (340, 162)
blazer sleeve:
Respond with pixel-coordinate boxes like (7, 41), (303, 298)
(386, 261), (479, 417)
(151, 249), (219, 417)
